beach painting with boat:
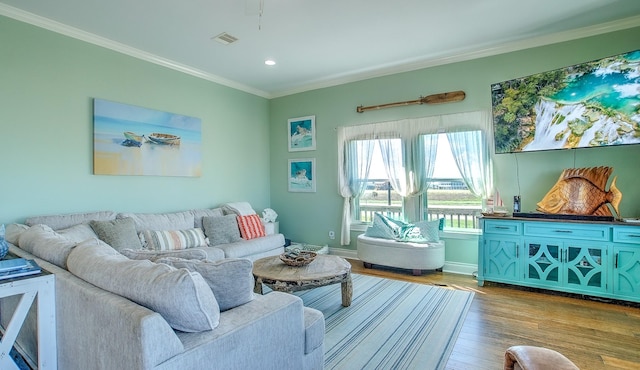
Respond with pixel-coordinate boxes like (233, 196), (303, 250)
(93, 99), (202, 176)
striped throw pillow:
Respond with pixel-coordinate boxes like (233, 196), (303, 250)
(140, 228), (208, 251)
(236, 215), (265, 240)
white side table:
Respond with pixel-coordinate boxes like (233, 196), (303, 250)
(0, 272), (56, 369)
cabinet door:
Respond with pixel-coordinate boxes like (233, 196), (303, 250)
(613, 245), (640, 300)
(524, 240), (561, 287)
(565, 243), (607, 294)
(483, 237), (520, 282)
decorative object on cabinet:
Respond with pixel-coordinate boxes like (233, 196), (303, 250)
(478, 216), (640, 303)
(287, 115), (316, 152)
(536, 166), (621, 219)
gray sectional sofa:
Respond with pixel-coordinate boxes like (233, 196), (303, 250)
(1, 208), (325, 370)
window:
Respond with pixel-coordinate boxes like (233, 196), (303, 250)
(355, 140), (403, 222)
(337, 111), (492, 244)
(424, 134), (482, 229)
(352, 134), (482, 230)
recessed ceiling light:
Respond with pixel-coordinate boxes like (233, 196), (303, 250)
(264, 59), (276, 66)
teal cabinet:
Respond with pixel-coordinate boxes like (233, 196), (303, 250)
(612, 226), (640, 300)
(478, 217), (640, 303)
(483, 237), (520, 282)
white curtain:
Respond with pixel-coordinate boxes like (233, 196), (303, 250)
(337, 110), (491, 245)
(447, 130), (494, 199)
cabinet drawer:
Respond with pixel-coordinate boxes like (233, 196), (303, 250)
(484, 220), (522, 235)
(523, 222), (609, 241)
(613, 226), (640, 244)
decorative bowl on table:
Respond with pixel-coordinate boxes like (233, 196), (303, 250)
(280, 249), (317, 267)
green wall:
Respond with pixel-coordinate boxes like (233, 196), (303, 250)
(0, 16), (271, 224)
(2, 14), (639, 268)
(270, 27), (640, 266)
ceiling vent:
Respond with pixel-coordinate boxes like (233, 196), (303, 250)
(212, 32), (238, 45)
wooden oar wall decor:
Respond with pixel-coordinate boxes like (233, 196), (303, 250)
(356, 90), (466, 113)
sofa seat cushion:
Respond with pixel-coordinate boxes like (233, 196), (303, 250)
(117, 211), (195, 232)
(157, 257), (254, 311)
(304, 307), (325, 355)
(67, 238), (220, 332)
(25, 211), (117, 230)
(215, 234), (285, 260)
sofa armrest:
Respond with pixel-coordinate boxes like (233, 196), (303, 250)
(7, 245), (184, 370)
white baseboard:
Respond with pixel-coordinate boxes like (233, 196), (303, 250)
(329, 247), (477, 276)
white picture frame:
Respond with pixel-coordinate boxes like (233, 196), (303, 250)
(287, 115), (316, 152)
(288, 158), (316, 192)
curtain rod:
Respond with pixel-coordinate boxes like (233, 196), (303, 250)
(356, 90), (465, 113)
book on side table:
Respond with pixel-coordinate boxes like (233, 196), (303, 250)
(0, 258), (42, 280)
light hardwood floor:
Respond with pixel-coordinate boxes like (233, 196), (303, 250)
(346, 259), (640, 370)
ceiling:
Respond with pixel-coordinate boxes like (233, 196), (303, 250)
(2, 0), (640, 98)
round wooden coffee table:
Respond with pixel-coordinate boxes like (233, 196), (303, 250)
(253, 254), (352, 307)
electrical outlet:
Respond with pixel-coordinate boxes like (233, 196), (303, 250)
(328, 231), (335, 239)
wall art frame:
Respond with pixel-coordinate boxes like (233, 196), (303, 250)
(288, 158), (316, 192)
(93, 98), (202, 177)
(287, 115), (316, 152)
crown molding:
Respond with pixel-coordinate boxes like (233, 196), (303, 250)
(270, 14), (640, 98)
(2, 3), (639, 100)
(0, 3), (271, 98)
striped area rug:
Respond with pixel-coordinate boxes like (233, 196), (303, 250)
(294, 274), (474, 370)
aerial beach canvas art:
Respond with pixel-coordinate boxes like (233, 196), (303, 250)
(93, 99), (202, 176)
(491, 49), (640, 154)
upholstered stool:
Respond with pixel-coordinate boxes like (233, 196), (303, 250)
(356, 234), (445, 275)
(504, 345), (579, 370)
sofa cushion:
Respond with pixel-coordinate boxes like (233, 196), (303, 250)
(5, 223), (29, 245)
(364, 213), (401, 240)
(156, 257), (254, 311)
(90, 217), (143, 251)
(25, 211), (117, 230)
(202, 215), (242, 246)
(120, 248), (208, 261)
(237, 215), (266, 240)
(139, 228), (208, 251)
(222, 202), (256, 216)
(67, 238), (220, 333)
(191, 208), (224, 229)
(413, 219), (441, 242)
(17, 224), (77, 269)
(117, 211), (195, 232)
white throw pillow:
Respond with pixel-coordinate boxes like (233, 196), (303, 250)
(139, 228), (208, 251)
